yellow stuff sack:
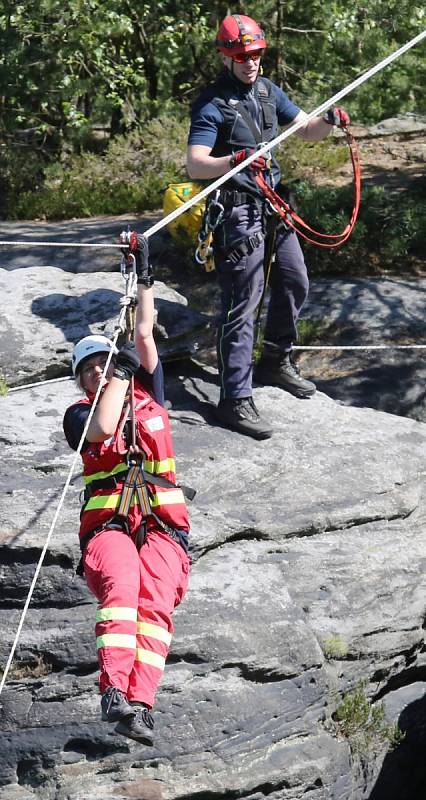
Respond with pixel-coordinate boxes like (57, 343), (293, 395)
(163, 182), (206, 242)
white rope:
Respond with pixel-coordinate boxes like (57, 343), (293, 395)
(7, 376), (72, 392)
(293, 344), (426, 350)
(0, 30), (424, 252)
(0, 241), (128, 248)
(2, 344), (425, 396)
(0, 288), (134, 698)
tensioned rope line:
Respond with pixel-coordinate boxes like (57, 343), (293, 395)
(0, 30), (425, 252)
(0, 275), (137, 699)
(292, 345), (426, 350)
(0, 241), (127, 247)
(4, 341), (426, 393)
(3, 343), (426, 394)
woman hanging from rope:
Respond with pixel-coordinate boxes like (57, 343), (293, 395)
(63, 234), (190, 746)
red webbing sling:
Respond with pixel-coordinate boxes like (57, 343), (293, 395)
(255, 128), (361, 248)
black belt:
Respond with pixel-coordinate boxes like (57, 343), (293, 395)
(84, 471), (196, 501)
(219, 189), (264, 207)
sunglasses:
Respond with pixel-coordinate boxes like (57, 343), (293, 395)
(232, 50), (263, 64)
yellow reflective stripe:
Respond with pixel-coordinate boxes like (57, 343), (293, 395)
(135, 648), (166, 670)
(137, 621), (172, 646)
(96, 607), (137, 623)
(85, 494), (134, 511)
(150, 489), (185, 508)
(84, 486), (184, 512)
(144, 458), (175, 475)
(96, 633), (136, 650)
(84, 463), (128, 485)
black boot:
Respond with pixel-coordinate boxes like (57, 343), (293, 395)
(215, 396), (273, 440)
(101, 687), (135, 723)
(254, 352), (316, 399)
(115, 704), (155, 746)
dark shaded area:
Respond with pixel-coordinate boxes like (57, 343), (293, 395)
(31, 289), (122, 341)
(0, 216), (150, 272)
(313, 357), (426, 423)
(369, 694), (426, 799)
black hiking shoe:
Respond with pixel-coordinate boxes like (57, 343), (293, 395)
(101, 687), (135, 723)
(215, 396), (273, 440)
(254, 353), (316, 399)
(115, 704), (155, 746)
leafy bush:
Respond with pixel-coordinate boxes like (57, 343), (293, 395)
(7, 115), (189, 220)
(336, 681), (405, 755)
(292, 180), (426, 275)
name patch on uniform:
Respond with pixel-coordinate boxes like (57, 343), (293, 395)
(146, 415), (164, 432)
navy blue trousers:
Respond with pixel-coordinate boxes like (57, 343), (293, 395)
(214, 203), (309, 399)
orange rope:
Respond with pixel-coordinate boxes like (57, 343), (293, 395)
(255, 129), (361, 248)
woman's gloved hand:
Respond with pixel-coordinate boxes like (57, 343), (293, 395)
(113, 342), (140, 382)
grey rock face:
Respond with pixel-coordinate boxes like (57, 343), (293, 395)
(297, 277), (426, 422)
(0, 183), (425, 798)
(0, 267), (209, 386)
(0, 368), (425, 800)
(0, 213), (164, 272)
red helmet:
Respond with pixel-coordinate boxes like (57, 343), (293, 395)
(215, 14), (267, 57)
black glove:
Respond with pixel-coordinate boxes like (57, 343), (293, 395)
(129, 232), (154, 287)
(113, 342), (140, 382)
(324, 107), (350, 128)
(230, 148), (270, 173)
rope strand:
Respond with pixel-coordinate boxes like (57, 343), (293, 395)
(0, 302), (130, 698)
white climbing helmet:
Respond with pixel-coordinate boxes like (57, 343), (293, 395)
(71, 334), (118, 376)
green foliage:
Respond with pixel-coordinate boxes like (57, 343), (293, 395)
(336, 681), (405, 755)
(1, 0), (425, 242)
(292, 178), (426, 274)
(297, 318), (327, 346)
(11, 115), (188, 219)
(322, 634), (349, 659)
(1, 0), (424, 153)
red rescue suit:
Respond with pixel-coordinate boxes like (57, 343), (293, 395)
(69, 378), (190, 708)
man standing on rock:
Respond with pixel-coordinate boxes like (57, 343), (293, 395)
(187, 13), (350, 440)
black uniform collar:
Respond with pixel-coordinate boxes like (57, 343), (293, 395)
(220, 68), (259, 99)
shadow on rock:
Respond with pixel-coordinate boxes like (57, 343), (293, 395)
(165, 359), (221, 428)
(31, 289), (121, 341)
(312, 356), (426, 423)
(369, 693), (426, 799)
